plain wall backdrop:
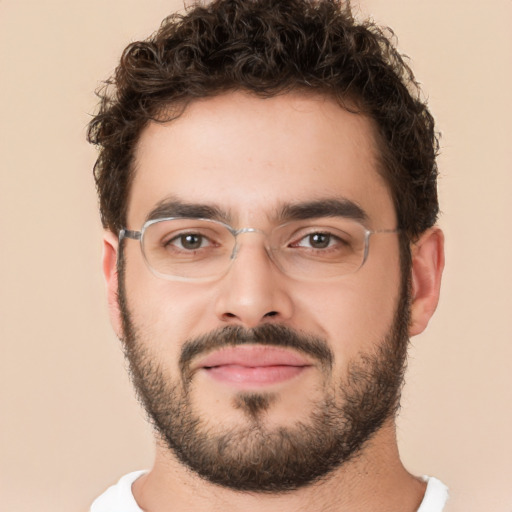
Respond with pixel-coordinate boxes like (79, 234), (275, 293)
(1, 1), (511, 511)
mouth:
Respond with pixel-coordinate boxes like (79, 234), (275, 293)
(194, 345), (313, 388)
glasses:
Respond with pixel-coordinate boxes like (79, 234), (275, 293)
(119, 217), (399, 282)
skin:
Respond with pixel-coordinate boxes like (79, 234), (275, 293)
(102, 91), (444, 512)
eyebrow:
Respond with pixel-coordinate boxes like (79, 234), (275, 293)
(145, 197), (368, 225)
(277, 198), (368, 223)
(146, 197), (232, 224)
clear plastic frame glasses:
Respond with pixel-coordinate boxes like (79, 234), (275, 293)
(119, 217), (399, 282)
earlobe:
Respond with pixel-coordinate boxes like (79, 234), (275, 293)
(102, 230), (123, 338)
(409, 227), (445, 337)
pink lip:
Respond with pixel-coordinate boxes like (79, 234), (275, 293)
(195, 346), (312, 387)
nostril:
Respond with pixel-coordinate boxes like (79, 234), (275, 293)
(264, 311), (278, 318)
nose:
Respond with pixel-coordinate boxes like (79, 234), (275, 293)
(213, 234), (294, 328)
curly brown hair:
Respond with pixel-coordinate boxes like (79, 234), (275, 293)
(87, 0), (439, 239)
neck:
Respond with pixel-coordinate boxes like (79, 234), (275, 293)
(132, 421), (427, 512)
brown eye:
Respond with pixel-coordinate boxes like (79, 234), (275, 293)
(308, 233), (331, 249)
(179, 234), (204, 250)
(167, 233), (209, 251)
(293, 232), (335, 249)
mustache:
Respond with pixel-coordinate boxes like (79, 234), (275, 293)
(179, 324), (333, 376)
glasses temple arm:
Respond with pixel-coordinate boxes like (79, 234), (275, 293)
(119, 229), (142, 241)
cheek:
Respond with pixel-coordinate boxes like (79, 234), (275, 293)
(294, 261), (401, 360)
(125, 251), (220, 358)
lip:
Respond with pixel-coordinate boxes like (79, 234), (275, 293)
(194, 345), (313, 387)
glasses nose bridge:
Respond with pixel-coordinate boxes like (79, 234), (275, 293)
(230, 226), (270, 260)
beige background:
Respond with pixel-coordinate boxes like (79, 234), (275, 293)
(1, 1), (511, 511)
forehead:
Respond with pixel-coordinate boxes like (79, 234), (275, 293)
(128, 92), (395, 228)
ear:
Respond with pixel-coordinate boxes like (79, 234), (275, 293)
(102, 230), (123, 338)
(409, 227), (445, 336)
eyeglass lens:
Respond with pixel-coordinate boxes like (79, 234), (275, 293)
(140, 218), (370, 280)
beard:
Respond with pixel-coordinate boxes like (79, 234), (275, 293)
(118, 262), (411, 492)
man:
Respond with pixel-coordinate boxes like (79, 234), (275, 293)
(88, 0), (447, 510)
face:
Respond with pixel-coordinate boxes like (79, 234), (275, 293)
(113, 92), (409, 491)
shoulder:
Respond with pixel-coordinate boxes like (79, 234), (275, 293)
(90, 470), (147, 512)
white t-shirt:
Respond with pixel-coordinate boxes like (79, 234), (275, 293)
(90, 471), (449, 512)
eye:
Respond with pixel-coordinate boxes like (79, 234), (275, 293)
(166, 232), (212, 251)
(293, 231), (343, 250)
(304, 232), (332, 249)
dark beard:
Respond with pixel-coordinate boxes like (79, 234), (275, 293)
(118, 267), (410, 492)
